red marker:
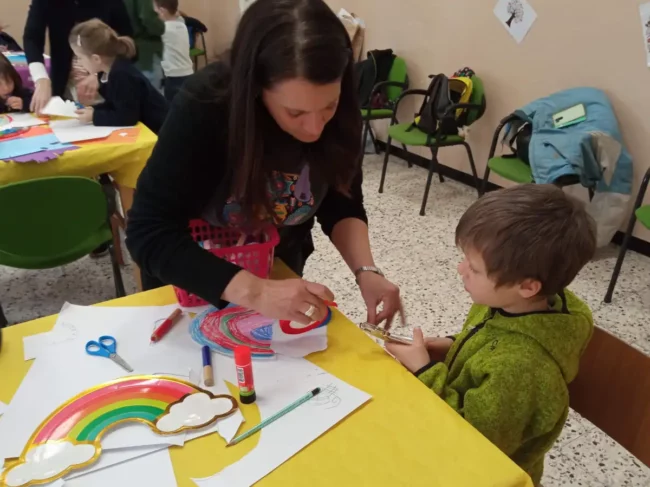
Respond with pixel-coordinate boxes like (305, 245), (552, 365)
(150, 309), (183, 344)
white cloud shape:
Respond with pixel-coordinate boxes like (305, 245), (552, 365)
(5, 441), (96, 487)
(156, 393), (235, 433)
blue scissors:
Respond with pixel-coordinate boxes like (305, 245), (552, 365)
(85, 336), (133, 372)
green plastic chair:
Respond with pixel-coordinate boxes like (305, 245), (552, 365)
(361, 56), (409, 154)
(481, 114), (533, 194)
(379, 74), (486, 215)
(0, 176), (125, 326)
(605, 168), (650, 303)
(481, 114), (591, 194)
(190, 31), (207, 71)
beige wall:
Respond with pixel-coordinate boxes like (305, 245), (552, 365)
(324, 0), (650, 242)
(5, 1), (650, 241)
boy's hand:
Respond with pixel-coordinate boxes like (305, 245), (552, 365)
(6, 96), (23, 111)
(424, 337), (454, 362)
(75, 107), (94, 124)
(385, 327), (432, 373)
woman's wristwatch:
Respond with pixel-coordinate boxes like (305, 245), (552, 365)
(354, 266), (385, 283)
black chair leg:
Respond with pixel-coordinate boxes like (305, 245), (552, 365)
(420, 149), (439, 216)
(109, 243), (126, 298)
(481, 167), (491, 196)
(368, 126), (380, 154)
(0, 303), (8, 327)
(401, 144), (412, 167)
(379, 137), (392, 193)
(604, 214), (636, 303)
(605, 168), (650, 303)
(431, 147), (444, 183)
(462, 142), (480, 196)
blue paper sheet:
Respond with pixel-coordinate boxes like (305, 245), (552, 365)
(0, 134), (75, 160)
(5, 53), (27, 64)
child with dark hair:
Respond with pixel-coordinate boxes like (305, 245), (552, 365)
(153, 0), (193, 102)
(386, 184), (597, 485)
(0, 53), (32, 113)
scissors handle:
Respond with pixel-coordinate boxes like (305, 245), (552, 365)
(85, 336), (117, 357)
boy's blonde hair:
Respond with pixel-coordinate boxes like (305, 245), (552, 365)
(455, 184), (597, 296)
(69, 19), (136, 59)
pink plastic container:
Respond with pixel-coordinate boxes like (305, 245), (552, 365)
(173, 219), (280, 307)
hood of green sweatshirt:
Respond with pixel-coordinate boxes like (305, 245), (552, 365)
(487, 290), (593, 383)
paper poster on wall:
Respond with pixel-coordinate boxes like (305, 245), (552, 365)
(639, 3), (650, 67)
(239, 0), (256, 13)
(494, 0), (537, 44)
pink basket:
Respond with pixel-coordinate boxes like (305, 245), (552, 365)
(173, 219), (280, 307)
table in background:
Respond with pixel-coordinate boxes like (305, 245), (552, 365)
(0, 122), (156, 215)
(5, 52), (51, 90)
(0, 261), (533, 487)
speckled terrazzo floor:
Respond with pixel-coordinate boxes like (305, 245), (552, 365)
(1, 154), (649, 486)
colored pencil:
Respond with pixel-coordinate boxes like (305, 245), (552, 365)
(227, 387), (321, 447)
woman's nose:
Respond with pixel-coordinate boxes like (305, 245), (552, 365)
(303, 113), (326, 137)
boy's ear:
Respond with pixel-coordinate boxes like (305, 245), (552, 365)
(517, 278), (542, 299)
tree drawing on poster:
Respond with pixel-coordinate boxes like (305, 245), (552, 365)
(505, 0), (524, 27)
(639, 3), (650, 67)
(494, 0), (537, 44)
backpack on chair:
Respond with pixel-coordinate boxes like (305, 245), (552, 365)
(412, 69), (485, 138)
(355, 49), (396, 109)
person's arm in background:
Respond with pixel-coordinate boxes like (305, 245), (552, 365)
(136, 0), (164, 39)
(316, 168), (402, 326)
(23, 0), (50, 113)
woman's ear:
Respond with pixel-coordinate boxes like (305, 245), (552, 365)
(518, 278), (542, 299)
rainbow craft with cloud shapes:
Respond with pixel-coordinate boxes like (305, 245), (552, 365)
(1, 376), (238, 487)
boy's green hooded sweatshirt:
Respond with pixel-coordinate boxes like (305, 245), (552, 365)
(418, 290), (592, 485)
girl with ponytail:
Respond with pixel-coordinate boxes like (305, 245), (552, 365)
(69, 19), (168, 133)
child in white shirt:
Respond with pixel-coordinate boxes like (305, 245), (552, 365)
(153, 0), (194, 102)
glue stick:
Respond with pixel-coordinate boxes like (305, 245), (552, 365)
(234, 346), (256, 404)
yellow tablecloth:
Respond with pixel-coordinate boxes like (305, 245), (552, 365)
(0, 263), (533, 487)
(0, 123), (156, 189)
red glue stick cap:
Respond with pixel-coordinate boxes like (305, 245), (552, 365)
(234, 345), (252, 363)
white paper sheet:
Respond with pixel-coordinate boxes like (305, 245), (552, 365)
(192, 358), (371, 487)
(0, 400), (7, 416)
(0, 304), (181, 459)
(64, 449), (177, 487)
(4, 113), (47, 128)
(64, 445), (169, 480)
(270, 321), (327, 358)
(49, 119), (133, 143)
(41, 97), (79, 118)
(23, 322), (79, 361)
(493, 0), (537, 44)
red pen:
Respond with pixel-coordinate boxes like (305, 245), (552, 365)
(150, 309), (183, 344)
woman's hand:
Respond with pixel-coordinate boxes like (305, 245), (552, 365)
(75, 107), (94, 124)
(77, 74), (99, 105)
(223, 271), (334, 325)
(30, 78), (52, 114)
(357, 271), (401, 328)
(6, 96), (23, 111)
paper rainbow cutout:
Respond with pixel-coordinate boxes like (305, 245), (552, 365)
(1, 376), (238, 487)
(190, 305), (333, 359)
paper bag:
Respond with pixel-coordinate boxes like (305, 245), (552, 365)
(337, 8), (365, 62)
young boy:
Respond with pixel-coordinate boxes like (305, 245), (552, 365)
(153, 0), (194, 102)
(386, 184), (597, 485)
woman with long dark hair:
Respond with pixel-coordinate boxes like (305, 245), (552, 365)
(126, 0), (401, 326)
